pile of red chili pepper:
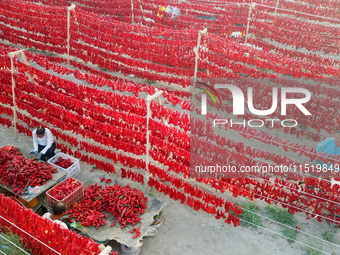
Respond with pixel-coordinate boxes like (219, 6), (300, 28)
(49, 178), (81, 200)
(68, 183), (148, 229)
(0, 145), (57, 196)
(54, 157), (73, 169)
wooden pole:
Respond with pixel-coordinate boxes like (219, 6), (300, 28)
(137, 0), (145, 22)
(8, 52), (21, 140)
(155, 88), (166, 125)
(98, 245), (112, 255)
(21, 51), (35, 82)
(131, 0), (134, 24)
(193, 28), (207, 104)
(67, 4), (76, 68)
(252, 33), (255, 49)
(7, 50), (37, 140)
(274, 0), (280, 14)
(145, 90), (163, 195)
(245, 3), (255, 44)
(194, 29), (204, 80)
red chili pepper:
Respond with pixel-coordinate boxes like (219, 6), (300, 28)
(132, 226), (141, 238)
(0, 146), (57, 196)
(54, 158), (73, 169)
(68, 184), (148, 229)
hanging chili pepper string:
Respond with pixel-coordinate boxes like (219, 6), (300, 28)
(0, 195), (102, 254)
(253, 12), (340, 40)
(251, 22), (339, 55)
(14, 76), (148, 148)
(201, 94), (336, 137)
(0, 214), (62, 255)
(253, 8), (340, 37)
(209, 34), (339, 77)
(256, 2), (340, 23)
(11, 53), (191, 140)
(11, 73), (189, 152)
(245, 172), (340, 207)
(202, 111), (335, 162)
(73, 8), (199, 40)
(15, 96), (145, 156)
(248, 36), (340, 66)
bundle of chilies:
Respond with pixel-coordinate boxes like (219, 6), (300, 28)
(0, 145), (57, 196)
(48, 178), (81, 200)
(54, 157), (73, 169)
(251, 9), (340, 55)
(0, 194), (111, 254)
(68, 183), (148, 232)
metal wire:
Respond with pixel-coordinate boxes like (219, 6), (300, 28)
(245, 172), (340, 207)
(241, 206), (340, 249)
(0, 215), (62, 255)
(238, 218), (331, 255)
(255, 3), (340, 23)
(0, 233), (30, 255)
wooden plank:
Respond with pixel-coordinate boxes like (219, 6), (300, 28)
(8, 50), (23, 58)
(73, 174), (165, 247)
(0, 167), (67, 203)
(21, 51), (35, 82)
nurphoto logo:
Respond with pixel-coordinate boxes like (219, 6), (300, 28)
(198, 83), (312, 128)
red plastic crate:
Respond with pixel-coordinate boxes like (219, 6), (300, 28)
(46, 177), (84, 211)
